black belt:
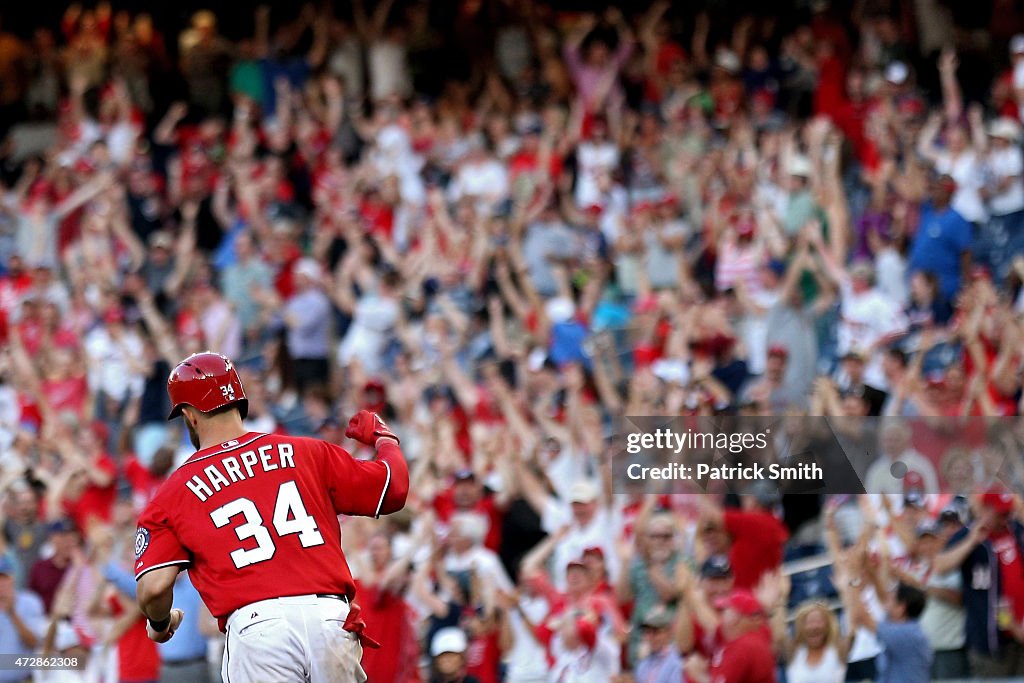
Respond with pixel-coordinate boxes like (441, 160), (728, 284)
(163, 656), (206, 667)
(316, 594), (349, 602)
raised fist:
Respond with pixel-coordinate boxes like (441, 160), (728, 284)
(345, 410), (399, 447)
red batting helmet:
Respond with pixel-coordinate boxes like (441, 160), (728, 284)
(166, 352), (248, 420)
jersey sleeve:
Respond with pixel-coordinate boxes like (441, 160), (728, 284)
(134, 500), (191, 580)
(317, 440), (393, 517)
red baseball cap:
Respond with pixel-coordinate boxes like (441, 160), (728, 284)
(767, 344), (789, 359)
(714, 590), (765, 617)
(981, 485), (1016, 516)
(582, 546), (605, 560)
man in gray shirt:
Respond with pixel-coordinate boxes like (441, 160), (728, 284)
(282, 258), (332, 392)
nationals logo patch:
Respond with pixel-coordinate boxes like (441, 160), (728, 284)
(135, 527), (151, 559)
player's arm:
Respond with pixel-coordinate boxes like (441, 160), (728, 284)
(137, 565), (184, 642)
(325, 411), (410, 517)
(134, 501), (189, 643)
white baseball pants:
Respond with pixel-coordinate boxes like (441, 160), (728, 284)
(222, 595), (366, 683)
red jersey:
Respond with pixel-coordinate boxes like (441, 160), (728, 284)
(709, 628), (776, 683)
(135, 432), (396, 625)
(724, 509), (789, 590)
(109, 592), (160, 683)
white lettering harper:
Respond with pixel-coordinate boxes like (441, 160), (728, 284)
(185, 443), (299, 502)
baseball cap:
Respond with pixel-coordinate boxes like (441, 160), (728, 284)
(767, 344), (789, 359)
(714, 590), (765, 617)
(749, 480), (781, 508)
(568, 480), (599, 504)
(293, 258), (322, 282)
(316, 416), (341, 433)
(981, 485), (1016, 516)
(885, 61), (909, 85)
(453, 469), (476, 482)
(989, 117), (1022, 141)
(904, 490), (926, 509)
(582, 546), (605, 561)
(48, 518), (76, 535)
(545, 297), (576, 325)
(430, 627), (468, 657)
(566, 557), (589, 572)
(840, 348), (866, 362)
(700, 555), (734, 579)
(641, 605), (675, 629)
(849, 260), (875, 282)
(1012, 34), (1024, 55)
(940, 497), (967, 524)
(148, 231), (174, 250)
(0, 556), (14, 575)
(787, 155), (813, 178)
(916, 520), (941, 538)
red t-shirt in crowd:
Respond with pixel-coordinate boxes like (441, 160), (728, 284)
(992, 530), (1024, 622)
(709, 628), (777, 683)
(724, 509), (789, 590)
(353, 580), (422, 683)
(109, 593), (160, 683)
(465, 630), (501, 683)
(124, 456), (164, 508)
(63, 454), (118, 531)
(28, 557), (68, 614)
(41, 375), (89, 419)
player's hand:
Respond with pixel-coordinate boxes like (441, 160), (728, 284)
(345, 410), (400, 447)
(146, 609), (184, 643)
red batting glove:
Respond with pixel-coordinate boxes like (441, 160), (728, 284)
(345, 410), (400, 447)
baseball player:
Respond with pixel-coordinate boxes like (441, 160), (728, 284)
(133, 352), (409, 682)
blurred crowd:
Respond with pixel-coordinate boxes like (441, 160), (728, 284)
(2, 0), (1024, 682)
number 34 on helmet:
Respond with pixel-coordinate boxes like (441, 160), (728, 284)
(166, 351), (249, 420)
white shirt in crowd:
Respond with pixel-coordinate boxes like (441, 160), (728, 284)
(549, 635), (620, 683)
(845, 584), (885, 665)
(986, 145), (1024, 216)
(368, 39), (410, 101)
(448, 156), (510, 210)
(786, 645), (846, 683)
(919, 570), (966, 652)
(505, 594), (551, 683)
(837, 279), (908, 386)
(337, 294), (399, 375)
(84, 326), (145, 402)
(542, 502), (620, 592)
(935, 151), (988, 223)
(574, 142), (618, 208)
(443, 545), (514, 593)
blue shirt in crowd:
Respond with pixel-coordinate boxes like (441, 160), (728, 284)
(876, 619), (933, 683)
(908, 203), (972, 300)
(0, 591), (46, 683)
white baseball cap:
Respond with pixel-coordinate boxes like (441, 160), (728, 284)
(885, 61), (909, 85)
(787, 155), (813, 178)
(293, 258), (322, 282)
(989, 117), (1022, 141)
(568, 480), (599, 504)
(545, 297), (576, 324)
(431, 627), (468, 657)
